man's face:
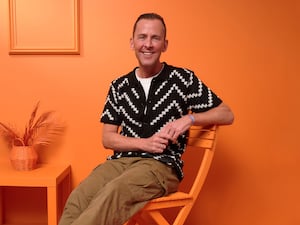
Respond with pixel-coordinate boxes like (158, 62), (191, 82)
(130, 19), (168, 70)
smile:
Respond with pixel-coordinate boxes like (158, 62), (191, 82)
(142, 52), (153, 55)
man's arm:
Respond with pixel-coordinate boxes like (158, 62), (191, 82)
(102, 103), (234, 153)
(160, 103), (234, 143)
(102, 123), (169, 154)
(193, 102), (234, 126)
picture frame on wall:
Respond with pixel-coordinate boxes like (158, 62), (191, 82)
(8, 0), (80, 55)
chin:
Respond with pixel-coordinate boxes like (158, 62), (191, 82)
(139, 58), (159, 67)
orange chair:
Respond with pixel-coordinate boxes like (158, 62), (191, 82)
(124, 125), (218, 225)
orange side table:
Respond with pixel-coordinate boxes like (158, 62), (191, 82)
(0, 162), (71, 225)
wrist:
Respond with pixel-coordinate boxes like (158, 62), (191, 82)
(187, 114), (195, 125)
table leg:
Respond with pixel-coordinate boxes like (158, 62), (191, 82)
(47, 186), (58, 225)
(58, 172), (71, 219)
(0, 187), (2, 225)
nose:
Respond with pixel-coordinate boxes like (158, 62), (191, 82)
(143, 38), (153, 48)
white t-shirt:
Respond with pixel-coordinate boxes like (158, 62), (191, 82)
(135, 65), (164, 100)
(135, 75), (153, 100)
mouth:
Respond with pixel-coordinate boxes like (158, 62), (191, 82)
(142, 52), (154, 56)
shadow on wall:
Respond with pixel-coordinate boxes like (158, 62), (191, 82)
(187, 134), (242, 224)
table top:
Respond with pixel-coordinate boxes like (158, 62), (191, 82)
(0, 162), (71, 187)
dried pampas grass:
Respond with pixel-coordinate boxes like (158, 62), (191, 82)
(0, 102), (66, 149)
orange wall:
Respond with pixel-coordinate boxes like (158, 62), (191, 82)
(0, 0), (299, 224)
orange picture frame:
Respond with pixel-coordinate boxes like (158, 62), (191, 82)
(9, 0), (80, 55)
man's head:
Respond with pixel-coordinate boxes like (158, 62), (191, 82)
(132, 13), (167, 39)
(130, 13), (168, 76)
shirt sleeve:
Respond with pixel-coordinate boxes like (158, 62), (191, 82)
(187, 74), (222, 113)
(100, 82), (122, 125)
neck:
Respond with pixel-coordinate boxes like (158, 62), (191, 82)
(137, 63), (164, 78)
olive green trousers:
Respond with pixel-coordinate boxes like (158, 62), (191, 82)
(58, 157), (179, 225)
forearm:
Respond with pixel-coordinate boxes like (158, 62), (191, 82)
(102, 131), (144, 152)
(102, 123), (170, 154)
(192, 103), (234, 126)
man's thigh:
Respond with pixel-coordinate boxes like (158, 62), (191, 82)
(75, 157), (179, 203)
(107, 158), (179, 202)
(73, 159), (128, 200)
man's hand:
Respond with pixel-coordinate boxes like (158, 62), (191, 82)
(142, 115), (193, 154)
(143, 132), (170, 153)
(159, 115), (193, 143)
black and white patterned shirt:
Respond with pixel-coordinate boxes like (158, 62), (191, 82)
(100, 63), (222, 180)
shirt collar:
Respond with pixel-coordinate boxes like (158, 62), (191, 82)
(128, 62), (169, 86)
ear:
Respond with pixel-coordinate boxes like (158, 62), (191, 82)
(162, 39), (168, 52)
(130, 38), (134, 50)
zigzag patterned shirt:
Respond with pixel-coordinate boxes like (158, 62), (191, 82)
(100, 63), (222, 180)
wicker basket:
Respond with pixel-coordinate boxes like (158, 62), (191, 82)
(10, 146), (38, 171)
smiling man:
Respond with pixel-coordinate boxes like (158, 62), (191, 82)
(59, 13), (234, 225)
(130, 15), (168, 77)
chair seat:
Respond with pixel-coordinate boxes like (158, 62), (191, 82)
(144, 192), (193, 210)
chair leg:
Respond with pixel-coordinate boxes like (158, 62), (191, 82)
(125, 211), (148, 225)
(148, 210), (170, 225)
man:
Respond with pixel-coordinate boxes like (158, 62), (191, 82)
(59, 13), (234, 225)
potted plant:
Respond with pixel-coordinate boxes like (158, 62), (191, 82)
(0, 102), (65, 171)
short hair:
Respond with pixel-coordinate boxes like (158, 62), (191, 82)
(132, 13), (167, 38)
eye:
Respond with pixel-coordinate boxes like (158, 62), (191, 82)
(137, 34), (146, 40)
(152, 36), (161, 41)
